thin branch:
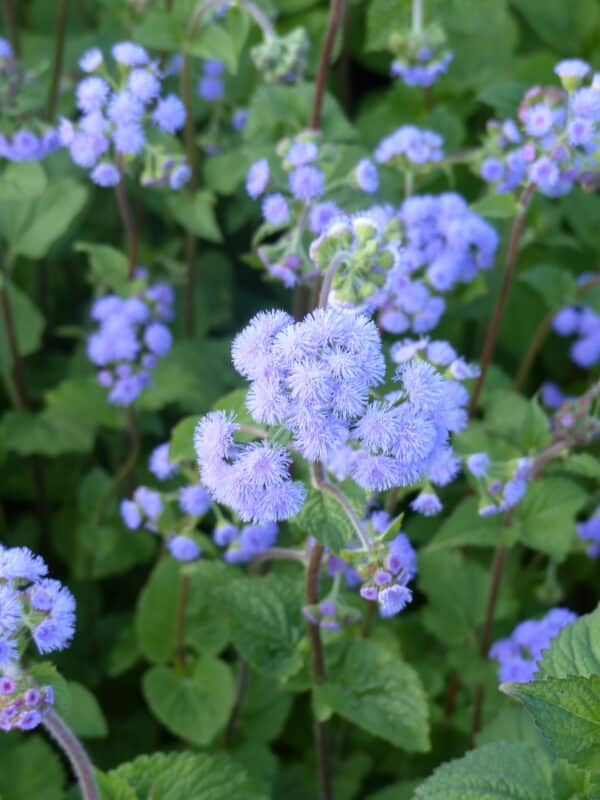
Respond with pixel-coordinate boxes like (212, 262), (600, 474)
(514, 271), (600, 391)
(114, 173), (139, 280)
(469, 184), (535, 416)
(310, 0), (344, 130)
(311, 462), (371, 552)
(223, 658), (250, 747)
(318, 251), (347, 308)
(0, 278), (32, 409)
(243, 0), (276, 37)
(46, 0), (70, 120)
(43, 711), (99, 800)
(92, 408), (140, 525)
(412, 0), (424, 33)
(306, 542), (334, 800)
(1, 0), (19, 58)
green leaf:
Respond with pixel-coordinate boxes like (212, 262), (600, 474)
(0, 407), (94, 456)
(132, 10), (184, 51)
(295, 487), (357, 552)
(519, 265), (577, 311)
(520, 395), (552, 450)
(169, 415), (200, 462)
(562, 453), (600, 480)
(509, 0), (599, 52)
(95, 771), (137, 800)
(135, 558), (181, 664)
(237, 670), (293, 743)
(225, 574), (303, 678)
(511, 478), (587, 562)
(412, 741), (553, 799)
(0, 283), (44, 374)
(471, 192), (519, 219)
(75, 242), (129, 292)
(167, 190), (222, 242)
(11, 178), (87, 258)
(60, 681), (108, 738)
(45, 375), (123, 430)
(502, 675), (600, 770)
(185, 25), (238, 73)
(538, 607), (600, 679)
(0, 736), (65, 800)
(426, 497), (514, 551)
(111, 752), (267, 800)
(314, 640), (429, 752)
(142, 656), (235, 745)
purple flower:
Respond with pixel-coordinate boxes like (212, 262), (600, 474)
(113, 124), (146, 155)
(355, 158), (379, 193)
(170, 163), (191, 190)
(79, 47), (103, 72)
(262, 193), (290, 225)
(179, 484), (212, 516)
(410, 491), (442, 516)
(480, 157), (504, 182)
(144, 322), (172, 356)
(309, 201), (340, 233)
(289, 165), (324, 201)
(378, 584), (412, 617)
(467, 452), (490, 478)
(286, 141), (318, 166)
(149, 443), (179, 480)
(152, 95), (186, 134)
(112, 41), (149, 67)
(90, 162), (120, 186)
(198, 75), (224, 102)
(167, 535), (201, 562)
(76, 77), (110, 113)
(246, 158), (270, 198)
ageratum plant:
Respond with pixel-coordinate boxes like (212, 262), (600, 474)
(1, 1), (600, 799)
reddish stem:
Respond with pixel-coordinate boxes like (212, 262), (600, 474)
(310, 0), (344, 130)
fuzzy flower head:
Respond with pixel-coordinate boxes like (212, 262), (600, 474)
(0, 677), (55, 732)
(388, 23), (453, 88)
(375, 125), (444, 168)
(64, 45), (189, 188)
(87, 277), (175, 406)
(490, 607), (577, 682)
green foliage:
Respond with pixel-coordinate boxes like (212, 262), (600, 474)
(295, 487), (358, 551)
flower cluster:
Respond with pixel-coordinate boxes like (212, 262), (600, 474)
(87, 277), (174, 406)
(489, 607), (577, 682)
(121, 445), (209, 562)
(388, 25), (453, 88)
(479, 59), (600, 197)
(357, 530), (418, 618)
(250, 28), (309, 84)
(60, 43), (188, 187)
(197, 59), (225, 102)
(553, 303), (600, 368)
(363, 195), (498, 334)
(375, 125), (444, 169)
(577, 507), (600, 557)
(1, 675), (55, 732)
(0, 38), (60, 162)
(0, 545), (75, 672)
(213, 521), (279, 563)
(466, 453), (533, 516)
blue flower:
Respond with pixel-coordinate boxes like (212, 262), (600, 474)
(246, 158), (270, 198)
(152, 95), (186, 134)
(167, 536), (202, 562)
(289, 165), (324, 201)
(354, 158), (379, 193)
(262, 193), (290, 225)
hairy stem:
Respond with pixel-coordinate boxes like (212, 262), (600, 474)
(412, 0), (424, 33)
(175, 573), (190, 668)
(1, 0), (19, 58)
(310, 0), (344, 129)
(469, 184), (535, 416)
(46, 0), (70, 120)
(114, 173), (139, 280)
(311, 462), (371, 552)
(318, 251), (347, 308)
(514, 272), (600, 391)
(43, 711), (99, 800)
(243, 0), (276, 37)
(223, 658), (250, 747)
(306, 542), (334, 800)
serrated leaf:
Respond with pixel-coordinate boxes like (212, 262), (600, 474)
(142, 656), (235, 745)
(295, 487), (357, 552)
(0, 736), (65, 800)
(538, 606), (600, 679)
(503, 675), (600, 770)
(520, 395), (552, 450)
(426, 497), (514, 551)
(511, 478), (587, 562)
(225, 574), (303, 678)
(111, 752), (267, 800)
(412, 741), (553, 799)
(76, 242), (129, 293)
(315, 640), (429, 751)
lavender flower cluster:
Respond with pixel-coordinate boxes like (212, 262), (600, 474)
(577, 507), (600, 557)
(121, 443), (210, 562)
(0, 546), (75, 730)
(466, 452), (533, 516)
(479, 59), (600, 197)
(489, 607), (576, 682)
(60, 42), (188, 188)
(553, 302), (600, 368)
(375, 125), (444, 169)
(0, 38), (60, 162)
(197, 59), (225, 102)
(213, 521), (279, 563)
(87, 277), (174, 406)
(358, 531), (418, 617)
(389, 26), (453, 88)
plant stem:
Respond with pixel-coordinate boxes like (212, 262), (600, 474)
(180, 43), (200, 337)
(43, 711), (99, 800)
(310, 0), (344, 130)
(306, 542), (334, 800)
(1, 0), (19, 58)
(223, 657), (250, 747)
(92, 408), (140, 525)
(243, 0), (276, 37)
(46, 0), (70, 120)
(175, 573), (190, 668)
(318, 251), (347, 308)
(412, 0), (424, 33)
(514, 272), (600, 392)
(0, 277), (32, 409)
(311, 462), (371, 552)
(114, 173), (139, 280)
(469, 184), (535, 417)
